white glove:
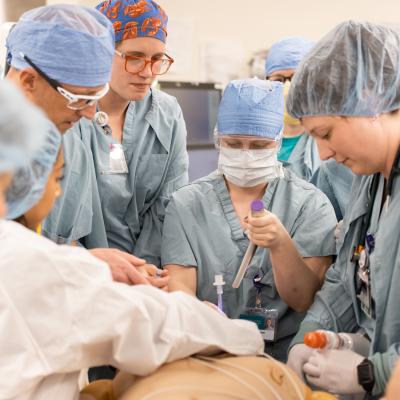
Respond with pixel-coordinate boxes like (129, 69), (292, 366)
(287, 344), (314, 381)
(303, 349), (365, 394)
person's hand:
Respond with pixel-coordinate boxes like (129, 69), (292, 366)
(287, 343), (314, 381)
(89, 248), (149, 285)
(247, 211), (288, 250)
(303, 349), (365, 394)
(137, 264), (169, 291)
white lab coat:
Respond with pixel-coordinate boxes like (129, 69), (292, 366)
(0, 221), (263, 400)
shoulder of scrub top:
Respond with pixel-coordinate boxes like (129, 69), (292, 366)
(167, 170), (221, 204)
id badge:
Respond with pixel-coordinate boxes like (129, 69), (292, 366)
(356, 249), (375, 319)
(108, 143), (128, 174)
(239, 308), (278, 342)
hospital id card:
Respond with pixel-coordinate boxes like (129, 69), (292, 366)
(109, 143), (128, 174)
(239, 308), (278, 342)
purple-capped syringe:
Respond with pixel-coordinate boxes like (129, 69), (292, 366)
(232, 200), (266, 289)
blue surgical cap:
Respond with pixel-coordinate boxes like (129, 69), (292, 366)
(0, 80), (48, 175)
(287, 21), (400, 118)
(6, 4), (115, 87)
(265, 37), (314, 77)
(217, 79), (284, 140)
(6, 123), (61, 220)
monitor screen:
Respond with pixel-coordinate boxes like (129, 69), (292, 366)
(158, 81), (221, 148)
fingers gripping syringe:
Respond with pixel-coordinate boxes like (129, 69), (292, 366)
(232, 200), (266, 289)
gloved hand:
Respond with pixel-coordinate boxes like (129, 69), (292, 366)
(287, 343), (314, 381)
(303, 349), (365, 394)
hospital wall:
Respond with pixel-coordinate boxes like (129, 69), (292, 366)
(46, 0), (400, 181)
(45, 0), (400, 83)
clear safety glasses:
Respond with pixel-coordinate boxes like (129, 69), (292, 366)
(115, 50), (174, 75)
(215, 133), (282, 150)
(21, 53), (109, 110)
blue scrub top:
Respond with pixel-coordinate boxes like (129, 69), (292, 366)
(280, 133), (321, 181)
(311, 159), (354, 221)
(291, 172), (400, 396)
(162, 169), (337, 360)
(44, 89), (189, 266)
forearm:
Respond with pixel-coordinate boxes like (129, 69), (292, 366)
(269, 232), (322, 311)
(164, 264), (197, 296)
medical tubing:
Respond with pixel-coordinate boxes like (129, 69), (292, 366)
(191, 357), (276, 400)
(232, 200), (266, 288)
(213, 274), (225, 312)
(217, 293), (223, 312)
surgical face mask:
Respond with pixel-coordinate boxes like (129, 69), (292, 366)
(283, 81), (301, 126)
(218, 146), (283, 187)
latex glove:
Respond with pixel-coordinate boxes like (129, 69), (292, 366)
(247, 211), (288, 250)
(137, 264), (169, 291)
(303, 349), (365, 394)
(287, 343), (315, 381)
(89, 248), (149, 285)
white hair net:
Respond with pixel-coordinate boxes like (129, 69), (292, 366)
(287, 21), (400, 118)
(6, 123), (61, 220)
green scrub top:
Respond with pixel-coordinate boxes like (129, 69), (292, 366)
(162, 169), (337, 360)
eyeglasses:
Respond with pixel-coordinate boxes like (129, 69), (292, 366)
(20, 53), (109, 110)
(267, 75), (292, 83)
(115, 50), (174, 75)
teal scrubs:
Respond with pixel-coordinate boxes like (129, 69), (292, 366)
(162, 169), (337, 360)
(278, 135), (302, 162)
(44, 89), (189, 265)
(42, 130), (94, 244)
(291, 173), (400, 396)
(311, 159), (354, 221)
(280, 134), (321, 181)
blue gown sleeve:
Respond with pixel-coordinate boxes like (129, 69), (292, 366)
(42, 129), (94, 244)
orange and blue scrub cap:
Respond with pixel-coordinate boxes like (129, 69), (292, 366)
(265, 37), (314, 77)
(216, 79), (284, 140)
(6, 4), (115, 87)
(287, 21), (400, 118)
(96, 0), (168, 43)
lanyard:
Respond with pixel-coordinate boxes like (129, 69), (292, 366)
(352, 146), (400, 319)
(352, 146), (400, 261)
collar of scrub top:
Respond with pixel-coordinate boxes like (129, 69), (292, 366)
(20, 53), (109, 110)
(352, 145), (400, 265)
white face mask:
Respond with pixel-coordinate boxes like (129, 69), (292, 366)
(218, 146), (283, 187)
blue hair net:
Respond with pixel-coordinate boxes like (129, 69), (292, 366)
(6, 4), (115, 87)
(216, 79), (284, 140)
(287, 21), (400, 118)
(265, 37), (314, 77)
(6, 123), (61, 220)
(0, 80), (48, 174)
